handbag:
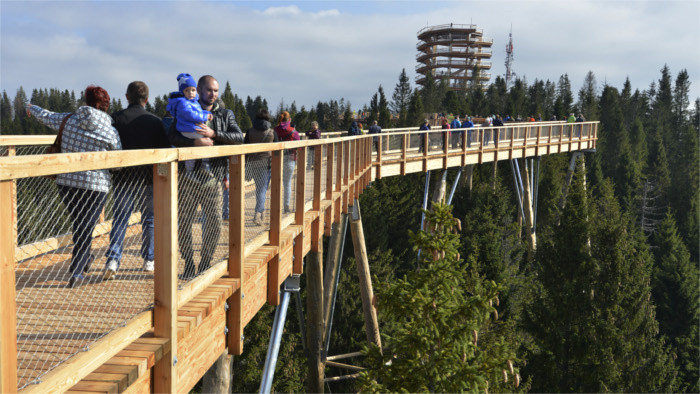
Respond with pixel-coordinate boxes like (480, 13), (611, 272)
(44, 113), (74, 180)
(45, 113), (74, 154)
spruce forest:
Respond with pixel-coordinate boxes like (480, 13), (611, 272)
(1, 64), (698, 392)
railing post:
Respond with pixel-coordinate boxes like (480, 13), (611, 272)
(401, 134), (408, 175)
(342, 141), (350, 214)
(536, 125), (542, 156)
(422, 131), (429, 172)
(509, 126), (515, 159)
(228, 155), (245, 355)
(6, 146), (17, 243)
(153, 161), (179, 393)
(1, 178), (18, 393)
(375, 133), (382, 179)
(294, 147), (306, 274)
(269, 150), (283, 305)
(443, 130), (449, 169)
(547, 125), (553, 155)
(325, 143), (335, 236)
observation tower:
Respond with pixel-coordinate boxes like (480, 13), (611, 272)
(416, 24), (493, 91)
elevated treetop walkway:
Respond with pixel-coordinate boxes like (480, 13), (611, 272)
(0, 120), (597, 393)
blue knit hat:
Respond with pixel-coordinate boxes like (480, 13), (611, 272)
(177, 73), (196, 94)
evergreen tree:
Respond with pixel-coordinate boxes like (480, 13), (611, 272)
(507, 78), (528, 118)
(654, 65), (673, 126)
(577, 71), (599, 120)
(378, 85), (391, 127)
(391, 68), (411, 117)
(406, 88), (425, 127)
(629, 118), (648, 170)
(543, 80), (557, 118)
(359, 203), (523, 393)
(526, 172), (677, 392)
(553, 74), (573, 118)
(651, 211), (699, 393)
(220, 81), (236, 112)
(12, 86), (28, 133)
(1, 90), (13, 134)
(486, 76), (508, 116)
(527, 79), (546, 119)
(672, 69), (691, 132)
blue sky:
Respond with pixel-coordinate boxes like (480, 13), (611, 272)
(1, 0), (699, 112)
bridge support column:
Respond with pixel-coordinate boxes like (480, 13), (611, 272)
(520, 159), (537, 259)
(323, 213), (348, 354)
(349, 199), (381, 348)
(306, 251), (325, 393)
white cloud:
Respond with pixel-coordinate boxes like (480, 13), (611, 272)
(262, 5), (302, 16)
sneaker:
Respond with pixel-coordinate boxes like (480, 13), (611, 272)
(143, 260), (155, 272)
(103, 259), (118, 280)
(254, 212), (264, 225)
(68, 275), (85, 288)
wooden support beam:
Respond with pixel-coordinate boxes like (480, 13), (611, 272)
(520, 159), (536, 259)
(349, 200), (381, 349)
(0, 179), (17, 393)
(268, 150), (283, 305)
(228, 155), (245, 355)
(153, 162), (179, 393)
(305, 251), (325, 393)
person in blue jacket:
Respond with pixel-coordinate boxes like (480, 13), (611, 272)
(166, 73), (212, 139)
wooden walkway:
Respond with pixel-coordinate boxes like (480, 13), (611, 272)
(0, 122), (598, 393)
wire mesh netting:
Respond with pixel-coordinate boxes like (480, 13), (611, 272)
(13, 160), (157, 389)
(320, 145), (327, 196)
(428, 131), (445, 154)
(177, 158), (230, 282)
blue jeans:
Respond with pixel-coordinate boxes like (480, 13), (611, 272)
(253, 165), (271, 213)
(283, 156), (296, 209)
(58, 185), (107, 278)
(222, 183), (229, 219)
(105, 183), (154, 268)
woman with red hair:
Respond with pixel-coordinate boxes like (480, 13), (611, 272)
(27, 85), (121, 288)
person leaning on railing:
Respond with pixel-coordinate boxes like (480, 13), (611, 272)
(26, 85), (122, 288)
(167, 75), (244, 279)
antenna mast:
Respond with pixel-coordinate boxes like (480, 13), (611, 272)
(504, 25), (515, 88)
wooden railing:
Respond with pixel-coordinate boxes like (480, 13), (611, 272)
(0, 121), (597, 393)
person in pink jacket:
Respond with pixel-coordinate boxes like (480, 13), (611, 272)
(274, 111), (300, 213)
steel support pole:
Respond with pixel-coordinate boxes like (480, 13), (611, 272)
(447, 167), (463, 206)
(416, 171), (431, 265)
(510, 160), (526, 220)
(259, 290), (291, 394)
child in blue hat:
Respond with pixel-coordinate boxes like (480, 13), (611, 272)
(166, 73), (212, 139)
(167, 73), (213, 173)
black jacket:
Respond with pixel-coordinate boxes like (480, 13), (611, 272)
(167, 101), (244, 179)
(112, 104), (170, 185)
